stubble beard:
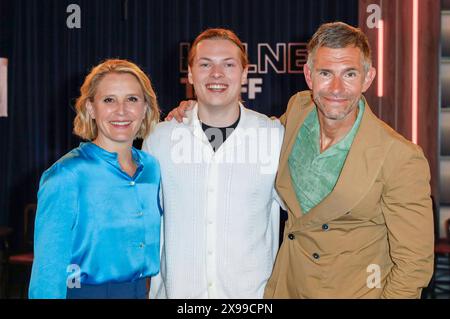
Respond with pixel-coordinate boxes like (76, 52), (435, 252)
(313, 93), (360, 121)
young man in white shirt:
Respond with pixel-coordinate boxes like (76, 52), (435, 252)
(142, 28), (284, 299)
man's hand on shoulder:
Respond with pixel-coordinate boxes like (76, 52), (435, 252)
(165, 100), (196, 122)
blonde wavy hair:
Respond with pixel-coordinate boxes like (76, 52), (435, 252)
(73, 59), (160, 140)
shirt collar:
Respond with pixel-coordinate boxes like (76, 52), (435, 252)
(80, 142), (144, 171)
(306, 99), (365, 157)
(334, 99), (365, 152)
(185, 102), (247, 144)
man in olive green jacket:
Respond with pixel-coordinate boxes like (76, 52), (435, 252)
(264, 22), (434, 298)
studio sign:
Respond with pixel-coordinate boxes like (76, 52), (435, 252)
(179, 42), (308, 100)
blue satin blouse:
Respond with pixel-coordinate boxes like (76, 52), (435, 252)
(29, 142), (162, 299)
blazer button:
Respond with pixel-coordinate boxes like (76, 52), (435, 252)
(322, 224), (329, 231)
(313, 253), (320, 259)
(288, 233), (295, 240)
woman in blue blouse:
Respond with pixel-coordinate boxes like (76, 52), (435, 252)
(29, 59), (161, 299)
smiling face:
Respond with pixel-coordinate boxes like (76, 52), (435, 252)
(188, 39), (248, 111)
(86, 72), (147, 149)
(304, 46), (375, 121)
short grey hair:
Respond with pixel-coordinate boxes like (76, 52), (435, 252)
(306, 22), (372, 74)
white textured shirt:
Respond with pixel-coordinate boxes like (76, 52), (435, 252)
(142, 104), (284, 299)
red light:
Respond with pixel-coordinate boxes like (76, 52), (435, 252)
(412, 0), (419, 144)
(377, 20), (384, 97)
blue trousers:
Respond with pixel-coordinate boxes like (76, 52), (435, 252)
(66, 277), (148, 299)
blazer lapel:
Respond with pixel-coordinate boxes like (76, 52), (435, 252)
(276, 92), (315, 218)
(293, 98), (390, 230)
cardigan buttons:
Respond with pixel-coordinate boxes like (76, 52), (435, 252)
(288, 233), (295, 240)
(129, 181), (136, 186)
(322, 224), (329, 231)
(313, 253), (320, 260)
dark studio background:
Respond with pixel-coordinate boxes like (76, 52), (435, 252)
(0, 0), (358, 249)
(0, 0), (359, 248)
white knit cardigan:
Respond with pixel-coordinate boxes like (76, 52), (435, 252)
(143, 104), (285, 299)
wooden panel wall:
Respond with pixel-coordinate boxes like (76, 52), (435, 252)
(359, 0), (440, 201)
